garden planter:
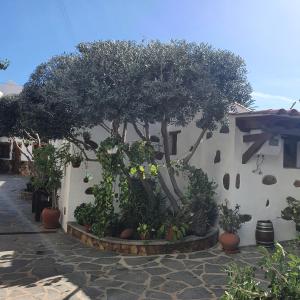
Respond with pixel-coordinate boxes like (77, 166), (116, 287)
(219, 232), (240, 253)
(120, 228), (134, 239)
(42, 208), (60, 229)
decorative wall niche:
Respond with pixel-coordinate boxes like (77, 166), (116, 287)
(206, 131), (213, 139)
(223, 173), (230, 190)
(293, 180), (300, 187)
(235, 173), (240, 189)
(262, 175), (277, 185)
(220, 125), (229, 134)
(85, 187), (93, 195)
(214, 150), (221, 164)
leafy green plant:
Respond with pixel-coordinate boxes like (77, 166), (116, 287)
(74, 203), (87, 225)
(183, 166), (218, 236)
(218, 200), (251, 233)
(137, 223), (151, 239)
(158, 211), (189, 241)
(32, 144), (64, 208)
(281, 196), (300, 231)
(221, 242), (300, 299)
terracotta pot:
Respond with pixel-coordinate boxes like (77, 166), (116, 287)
(120, 228), (134, 239)
(41, 208), (60, 229)
(166, 227), (174, 241)
(219, 232), (240, 252)
(84, 224), (92, 233)
(139, 233), (150, 240)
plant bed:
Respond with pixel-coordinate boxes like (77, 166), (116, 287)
(67, 222), (219, 255)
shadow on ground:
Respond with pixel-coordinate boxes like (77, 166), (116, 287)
(0, 175), (270, 300)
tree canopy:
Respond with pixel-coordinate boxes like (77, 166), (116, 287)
(16, 40), (252, 140)
(0, 59), (9, 70)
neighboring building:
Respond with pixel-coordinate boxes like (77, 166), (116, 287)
(59, 104), (300, 246)
(0, 82), (30, 174)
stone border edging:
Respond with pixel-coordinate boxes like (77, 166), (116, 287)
(67, 222), (219, 255)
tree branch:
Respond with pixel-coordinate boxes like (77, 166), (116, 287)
(121, 121), (127, 142)
(182, 127), (208, 165)
(66, 137), (98, 162)
(132, 122), (146, 141)
(161, 119), (185, 202)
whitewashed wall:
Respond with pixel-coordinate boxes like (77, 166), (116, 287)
(60, 115), (299, 245)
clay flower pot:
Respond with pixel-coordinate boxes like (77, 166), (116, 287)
(41, 208), (60, 229)
(219, 232), (240, 253)
(139, 233), (150, 240)
(84, 224), (92, 233)
(166, 227), (174, 241)
(120, 228), (134, 239)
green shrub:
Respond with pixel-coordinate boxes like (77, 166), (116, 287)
(222, 242), (300, 300)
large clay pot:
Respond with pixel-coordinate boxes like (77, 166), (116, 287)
(219, 232), (240, 252)
(41, 208), (60, 229)
(120, 228), (134, 239)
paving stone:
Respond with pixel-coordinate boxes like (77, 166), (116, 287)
(202, 274), (227, 286)
(90, 278), (123, 288)
(93, 257), (120, 265)
(189, 251), (216, 259)
(149, 275), (166, 288)
(107, 288), (139, 300)
(124, 256), (157, 266)
(204, 263), (225, 273)
(160, 258), (186, 270)
(211, 288), (225, 298)
(78, 262), (102, 271)
(177, 287), (213, 299)
(121, 282), (146, 294)
(166, 271), (202, 286)
(114, 270), (149, 284)
(145, 267), (171, 275)
(145, 290), (172, 300)
(160, 280), (187, 293)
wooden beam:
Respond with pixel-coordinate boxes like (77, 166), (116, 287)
(242, 133), (273, 164)
(243, 132), (270, 143)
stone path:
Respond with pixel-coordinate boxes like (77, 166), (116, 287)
(0, 175), (266, 300)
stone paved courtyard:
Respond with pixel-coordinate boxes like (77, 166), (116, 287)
(0, 175), (267, 300)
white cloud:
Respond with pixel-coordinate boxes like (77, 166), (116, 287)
(251, 91), (293, 103)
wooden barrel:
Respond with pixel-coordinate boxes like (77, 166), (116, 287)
(255, 220), (274, 247)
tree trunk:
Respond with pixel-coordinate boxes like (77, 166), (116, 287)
(161, 119), (185, 202)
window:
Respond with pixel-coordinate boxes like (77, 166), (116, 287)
(283, 138), (300, 169)
(169, 130), (181, 155)
(0, 142), (11, 159)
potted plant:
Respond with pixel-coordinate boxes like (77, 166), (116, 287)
(137, 223), (150, 240)
(33, 144), (64, 229)
(218, 200), (252, 253)
(70, 152), (83, 168)
(281, 196), (300, 232)
(82, 203), (96, 232)
(158, 212), (189, 241)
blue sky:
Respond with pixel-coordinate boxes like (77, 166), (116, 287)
(1, 0), (300, 109)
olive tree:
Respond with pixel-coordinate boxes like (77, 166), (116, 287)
(19, 40), (253, 210)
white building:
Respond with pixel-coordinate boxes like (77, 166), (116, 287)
(60, 104), (300, 246)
